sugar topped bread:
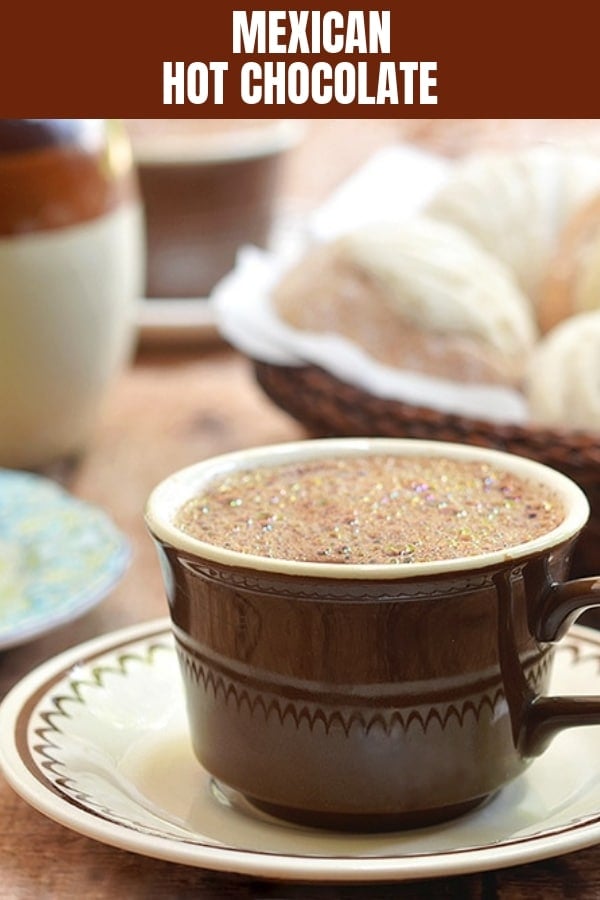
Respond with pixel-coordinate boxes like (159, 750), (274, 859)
(426, 145), (600, 306)
(525, 310), (600, 430)
(272, 216), (537, 387)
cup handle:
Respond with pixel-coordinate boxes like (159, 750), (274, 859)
(521, 576), (600, 757)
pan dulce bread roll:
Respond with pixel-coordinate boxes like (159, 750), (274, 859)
(426, 145), (600, 306)
(271, 217), (537, 387)
(538, 194), (600, 333)
(525, 310), (600, 430)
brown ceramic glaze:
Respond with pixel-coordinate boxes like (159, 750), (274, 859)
(0, 119), (144, 469)
(128, 120), (298, 298)
(146, 438), (600, 831)
(139, 155), (280, 298)
(0, 120), (137, 236)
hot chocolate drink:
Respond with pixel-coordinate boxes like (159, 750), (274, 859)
(148, 438), (600, 830)
(175, 454), (564, 564)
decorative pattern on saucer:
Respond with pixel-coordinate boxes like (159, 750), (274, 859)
(1, 619), (600, 881)
(0, 469), (129, 650)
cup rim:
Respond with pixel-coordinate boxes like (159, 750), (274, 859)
(129, 120), (304, 166)
(145, 437), (590, 580)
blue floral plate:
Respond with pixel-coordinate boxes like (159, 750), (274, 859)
(0, 469), (130, 651)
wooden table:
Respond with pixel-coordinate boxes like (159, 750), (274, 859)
(0, 344), (599, 899)
(3, 119), (600, 898)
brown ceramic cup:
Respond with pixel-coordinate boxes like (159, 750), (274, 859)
(146, 438), (600, 831)
(126, 119), (301, 298)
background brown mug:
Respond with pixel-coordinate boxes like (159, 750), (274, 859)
(126, 118), (301, 299)
(146, 438), (600, 831)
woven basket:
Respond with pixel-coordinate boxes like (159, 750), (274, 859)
(254, 360), (600, 583)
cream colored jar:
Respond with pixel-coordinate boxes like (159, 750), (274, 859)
(0, 119), (144, 469)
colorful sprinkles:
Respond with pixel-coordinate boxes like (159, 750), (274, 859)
(175, 455), (564, 564)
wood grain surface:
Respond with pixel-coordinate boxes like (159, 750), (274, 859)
(2, 348), (600, 900)
(2, 119), (600, 899)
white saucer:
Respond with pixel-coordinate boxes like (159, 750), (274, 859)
(0, 470), (129, 651)
(136, 297), (221, 348)
(1, 617), (600, 882)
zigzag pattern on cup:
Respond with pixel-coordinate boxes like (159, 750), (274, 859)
(176, 643), (553, 738)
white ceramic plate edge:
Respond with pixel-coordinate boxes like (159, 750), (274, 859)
(1, 618), (600, 882)
(0, 546), (129, 652)
(136, 298), (221, 347)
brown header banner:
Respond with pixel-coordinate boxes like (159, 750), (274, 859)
(1, 1), (596, 116)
